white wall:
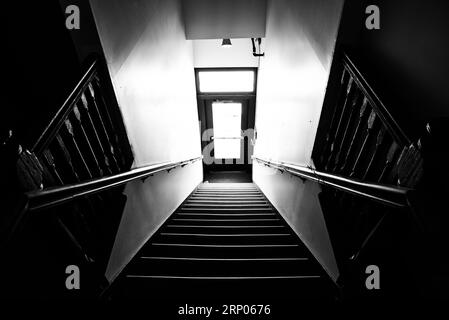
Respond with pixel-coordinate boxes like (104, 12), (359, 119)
(193, 39), (259, 68)
(254, 164), (339, 281)
(90, 0), (203, 281)
(253, 0), (344, 282)
(105, 163), (201, 281)
(254, 0), (344, 166)
(183, 0), (266, 40)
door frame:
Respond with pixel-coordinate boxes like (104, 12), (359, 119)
(195, 67), (258, 173)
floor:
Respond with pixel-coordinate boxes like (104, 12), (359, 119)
(204, 170), (252, 183)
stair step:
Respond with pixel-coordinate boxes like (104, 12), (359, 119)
(162, 225), (286, 234)
(194, 192), (262, 196)
(183, 203), (270, 208)
(171, 218), (280, 223)
(195, 188), (260, 193)
(155, 233), (296, 245)
(186, 200), (268, 204)
(140, 243), (308, 258)
(190, 196), (266, 201)
(175, 213), (277, 219)
(169, 218), (284, 226)
(178, 208), (274, 213)
(120, 276), (333, 301)
(114, 182), (335, 301)
(127, 257), (317, 277)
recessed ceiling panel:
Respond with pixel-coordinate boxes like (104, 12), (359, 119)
(183, 0), (267, 40)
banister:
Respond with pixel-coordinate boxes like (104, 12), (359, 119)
(253, 156), (412, 208)
(342, 52), (411, 147)
(32, 59), (99, 154)
(25, 156), (202, 212)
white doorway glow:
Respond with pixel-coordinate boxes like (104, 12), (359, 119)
(212, 102), (242, 159)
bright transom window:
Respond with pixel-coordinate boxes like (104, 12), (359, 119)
(199, 71), (255, 93)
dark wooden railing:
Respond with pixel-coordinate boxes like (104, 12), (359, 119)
(25, 157), (202, 213)
(2, 55), (202, 297)
(253, 154), (418, 292)
(32, 58), (133, 187)
(313, 51), (423, 188)
(263, 50), (426, 294)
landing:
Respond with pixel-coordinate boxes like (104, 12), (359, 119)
(204, 170), (252, 183)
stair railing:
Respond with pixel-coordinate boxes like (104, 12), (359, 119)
(32, 57), (134, 185)
(252, 157), (412, 208)
(2, 55), (202, 297)
(255, 49), (426, 294)
(312, 50), (422, 188)
(24, 157), (202, 214)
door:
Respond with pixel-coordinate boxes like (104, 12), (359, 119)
(195, 68), (257, 174)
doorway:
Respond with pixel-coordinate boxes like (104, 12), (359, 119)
(195, 68), (257, 181)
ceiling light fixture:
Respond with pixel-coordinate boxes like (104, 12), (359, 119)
(221, 38), (232, 48)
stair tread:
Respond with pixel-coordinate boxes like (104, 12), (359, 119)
(114, 182), (335, 300)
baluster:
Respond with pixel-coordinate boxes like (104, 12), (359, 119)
(60, 119), (93, 181)
(377, 142), (399, 184)
(325, 76), (356, 171)
(89, 79), (127, 169)
(71, 105), (103, 177)
(38, 159), (57, 188)
(78, 94), (115, 175)
(84, 83), (122, 173)
(52, 135), (81, 183)
(349, 110), (378, 178)
(339, 98), (370, 174)
(319, 68), (350, 167)
(332, 91), (362, 172)
(397, 144), (423, 187)
(389, 146), (408, 186)
(40, 149), (64, 186)
(361, 127), (387, 181)
(65, 119), (94, 180)
(407, 156), (424, 187)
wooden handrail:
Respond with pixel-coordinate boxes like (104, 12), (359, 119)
(25, 156), (202, 212)
(253, 156), (412, 208)
(32, 59), (99, 154)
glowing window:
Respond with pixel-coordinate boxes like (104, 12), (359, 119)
(212, 102), (242, 159)
(199, 71), (255, 93)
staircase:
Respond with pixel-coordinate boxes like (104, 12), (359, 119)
(114, 183), (336, 301)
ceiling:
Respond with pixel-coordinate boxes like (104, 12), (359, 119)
(182, 0), (267, 40)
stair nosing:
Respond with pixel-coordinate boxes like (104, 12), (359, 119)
(165, 225), (285, 228)
(126, 275), (321, 280)
(151, 243), (300, 248)
(160, 233), (291, 237)
(139, 257), (309, 261)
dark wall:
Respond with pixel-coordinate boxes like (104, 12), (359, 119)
(2, 1), (102, 148)
(59, 0), (104, 65)
(337, 0), (449, 139)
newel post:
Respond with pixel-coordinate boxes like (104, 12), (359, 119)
(0, 130), (44, 242)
